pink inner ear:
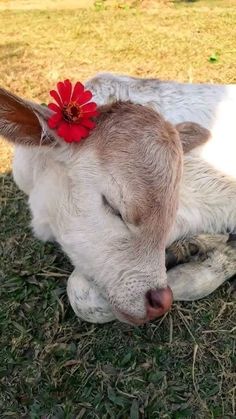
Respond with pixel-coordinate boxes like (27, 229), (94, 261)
(0, 88), (46, 146)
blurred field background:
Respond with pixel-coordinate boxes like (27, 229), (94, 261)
(0, 0), (236, 417)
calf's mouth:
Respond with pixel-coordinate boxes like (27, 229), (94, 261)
(111, 286), (173, 325)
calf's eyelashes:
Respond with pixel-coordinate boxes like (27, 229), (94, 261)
(102, 194), (124, 221)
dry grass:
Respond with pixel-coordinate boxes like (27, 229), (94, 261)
(0, 1), (236, 417)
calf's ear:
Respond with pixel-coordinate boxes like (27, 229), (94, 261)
(0, 87), (56, 146)
(176, 122), (211, 153)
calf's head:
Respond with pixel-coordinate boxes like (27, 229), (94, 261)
(0, 87), (210, 324)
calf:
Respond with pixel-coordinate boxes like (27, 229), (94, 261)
(1, 74), (236, 324)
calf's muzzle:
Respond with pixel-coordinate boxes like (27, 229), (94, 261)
(116, 286), (173, 325)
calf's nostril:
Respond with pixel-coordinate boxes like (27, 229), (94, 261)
(146, 286), (173, 320)
(146, 289), (163, 308)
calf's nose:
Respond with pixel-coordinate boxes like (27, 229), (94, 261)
(146, 286), (173, 320)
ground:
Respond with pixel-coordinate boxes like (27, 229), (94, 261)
(0, 0), (236, 417)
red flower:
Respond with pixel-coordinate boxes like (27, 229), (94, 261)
(47, 79), (98, 143)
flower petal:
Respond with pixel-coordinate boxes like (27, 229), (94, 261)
(64, 127), (74, 143)
(71, 81), (84, 102)
(50, 89), (63, 107)
(48, 103), (61, 113)
(80, 118), (96, 129)
(57, 121), (70, 142)
(57, 80), (71, 105)
(71, 125), (89, 142)
(80, 110), (99, 118)
(64, 79), (72, 103)
(48, 112), (63, 129)
(76, 90), (93, 106)
(80, 102), (97, 113)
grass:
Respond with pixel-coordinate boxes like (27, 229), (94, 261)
(0, 1), (236, 417)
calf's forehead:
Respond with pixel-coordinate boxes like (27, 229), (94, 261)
(89, 102), (180, 184)
(92, 102), (179, 156)
(80, 103), (183, 227)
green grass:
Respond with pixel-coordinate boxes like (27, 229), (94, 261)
(0, 1), (236, 417)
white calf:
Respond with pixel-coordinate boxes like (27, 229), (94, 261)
(1, 73), (236, 324)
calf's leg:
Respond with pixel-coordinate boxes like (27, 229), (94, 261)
(167, 234), (236, 300)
